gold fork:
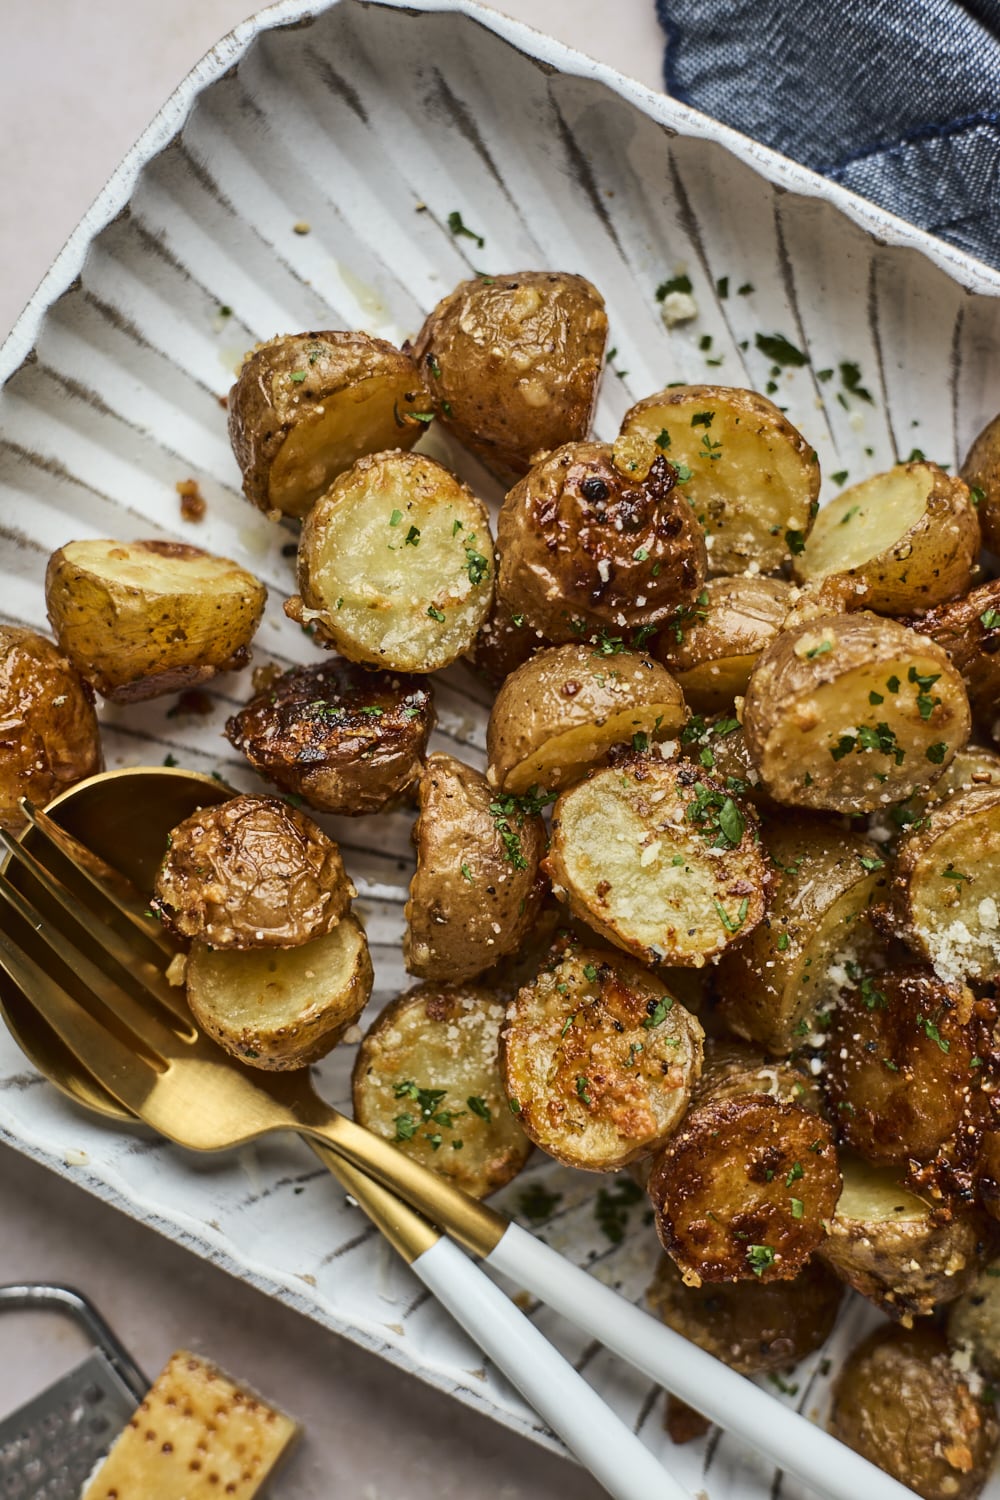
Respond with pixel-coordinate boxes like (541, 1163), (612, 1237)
(0, 769), (911, 1500)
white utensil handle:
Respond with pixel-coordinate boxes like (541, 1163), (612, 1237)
(412, 1236), (689, 1500)
(488, 1223), (914, 1500)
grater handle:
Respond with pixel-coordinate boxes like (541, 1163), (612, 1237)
(0, 1284), (148, 1402)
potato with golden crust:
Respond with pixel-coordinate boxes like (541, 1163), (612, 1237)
(654, 576), (792, 713)
(795, 461), (980, 613)
(914, 577), (1000, 735)
(486, 644), (688, 795)
(742, 612), (971, 812)
(496, 443), (707, 644)
(500, 942), (703, 1172)
(227, 330), (431, 519)
(352, 982), (532, 1198)
(0, 626), (102, 831)
(186, 913), (372, 1070)
(817, 1155), (992, 1318)
(830, 1324), (999, 1500)
(613, 385), (820, 577)
(411, 271), (607, 480)
(225, 657), (434, 816)
(648, 1092), (841, 1284)
(285, 451), (493, 673)
(151, 794), (354, 949)
(46, 539), (266, 703)
(545, 756), (767, 968)
(961, 411), (1000, 554)
(948, 1255), (1000, 1381)
(404, 753), (546, 982)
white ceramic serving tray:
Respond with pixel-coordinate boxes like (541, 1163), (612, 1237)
(2, 3), (1000, 1494)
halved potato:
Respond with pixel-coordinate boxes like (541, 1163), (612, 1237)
(948, 1255), (1000, 1380)
(486, 644), (688, 794)
(285, 451), (493, 672)
(613, 385), (820, 576)
(874, 742), (1000, 851)
(500, 942), (703, 1171)
(961, 410), (1000, 554)
(654, 576), (792, 712)
(351, 982), (532, 1198)
(227, 330), (431, 519)
(795, 462), (980, 613)
(45, 539), (266, 703)
(915, 577), (1000, 736)
(545, 756), (767, 967)
(742, 612), (971, 811)
(186, 913), (372, 1070)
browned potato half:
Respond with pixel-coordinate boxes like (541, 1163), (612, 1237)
(227, 330), (430, 519)
(613, 385), (820, 576)
(979, 1133), (1000, 1222)
(696, 1038), (825, 1113)
(876, 742), (1000, 850)
(404, 752), (546, 982)
(545, 756), (767, 966)
(500, 941), (703, 1171)
(961, 411), (1000, 554)
(496, 442), (707, 643)
(0, 626), (102, 830)
(466, 592), (548, 689)
(186, 913), (372, 1070)
(225, 657), (434, 816)
(486, 644), (687, 794)
(46, 539), (266, 703)
(411, 271), (607, 479)
(795, 462), (980, 613)
(151, 794), (354, 949)
(830, 1323), (999, 1500)
(716, 817), (888, 1053)
(818, 1155), (991, 1318)
(890, 784), (1000, 984)
(648, 1094), (840, 1284)
(655, 576), (792, 712)
(915, 577), (1000, 735)
(742, 612), (971, 811)
(285, 451), (493, 673)
(647, 1250), (842, 1375)
(948, 1255), (1000, 1381)
(351, 982), (532, 1198)
(823, 966), (982, 1165)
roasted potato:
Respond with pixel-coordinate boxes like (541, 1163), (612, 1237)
(545, 755), (767, 967)
(404, 752), (546, 982)
(466, 592), (548, 688)
(227, 330), (431, 519)
(351, 982), (532, 1198)
(45, 539), (266, 703)
(979, 1133), (1000, 1222)
(411, 271), (608, 480)
(496, 442), (707, 643)
(151, 794), (354, 949)
(225, 657), (434, 816)
(742, 612), (971, 811)
(961, 411), (1000, 554)
(875, 742), (1000, 850)
(285, 450), (494, 673)
(0, 626), (102, 830)
(948, 1255), (1000, 1381)
(500, 941), (703, 1171)
(486, 644), (688, 794)
(677, 712), (766, 798)
(817, 1155), (992, 1318)
(648, 1093), (841, 1284)
(654, 576), (792, 712)
(915, 577), (1000, 735)
(889, 784), (1000, 985)
(613, 385), (820, 577)
(830, 1324), (999, 1500)
(696, 1038), (825, 1113)
(186, 913), (372, 1070)
(794, 461), (980, 613)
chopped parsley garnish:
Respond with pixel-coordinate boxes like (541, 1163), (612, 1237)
(832, 472), (850, 488)
(747, 1244), (776, 1276)
(926, 742), (948, 764)
(427, 353), (441, 379)
(737, 282), (754, 296)
(869, 690), (884, 705)
(860, 977), (887, 1010)
(982, 608), (1000, 630)
(830, 722), (903, 765)
(839, 361), (874, 404)
(594, 1178), (644, 1244)
(755, 332), (808, 367)
(394, 1113), (417, 1141)
(576, 1075), (592, 1105)
(633, 546), (649, 561)
(583, 963), (599, 982)
(460, 863), (474, 883)
(917, 1014), (950, 1053)
(655, 273), (693, 300)
(464, 538), (490, 586)
(716, 275), (730, 298)
(389, 509), (403, 527)
(447, 210), (484, 248)
(941, 866), (970, 882)
(790, 1198), (804, 1220)
(785, 529), (807, 555)
(786, 1162), (804, 1186)
(858, 854), (885, 872)
(655, 428), (671, 450)
(777, 932), (790, 951)
(674, 461), (693, 481)
(427, 605), (446, 623)
(405, 525), (420, 546)
(700, 432), (723, 461)
(685, 782), (746, 849)
(806, 641), (832, 659)
(907, 447), (926, 462)
(518, 1182), (562, 1221)
(691, 411), (714, 428)
(467, 1096), (492, 1122)
(714, 897), (749, 934)
(643, 996), (675, 1030)
(289, 370), (307, 383)
(908, 665), (941, 720)
(971, 485), (986, 507)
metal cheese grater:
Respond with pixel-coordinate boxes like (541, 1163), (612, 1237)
(0, 1285), (148, 1499)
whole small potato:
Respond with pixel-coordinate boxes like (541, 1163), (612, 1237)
(412, 270), (608, 479)
(961, 410), (1000, 554)
(0, 626), (102, 830)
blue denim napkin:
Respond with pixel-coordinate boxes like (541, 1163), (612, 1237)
(655, 0), (1000, 268)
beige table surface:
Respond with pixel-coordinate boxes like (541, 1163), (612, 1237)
(0, 3), (667, 1496)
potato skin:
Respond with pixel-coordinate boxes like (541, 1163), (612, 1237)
(228, 330), (430, 518)
(351, 982), (532, 1198)
(500, 942), (704, 1171)
(830, 1324), (999, 1500)
(404, 753), (546, 982)
(151, 794), (354, 949)
(497, 443), (707, 643)
(466, 592), (548, 689)
(655, 575), (792, 713)
(486, 644), (687, 794)
(0, 626), (102, 830)
(411, 271), (607, 480)
(961, 411), (1000, 554)
(948, 1255), (1000, 1380)
(914, 577), (1000, 736)
(225, 658), (433, 816)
